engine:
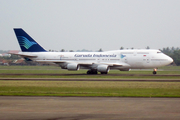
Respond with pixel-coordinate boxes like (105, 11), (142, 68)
(67, 63), (80, 71)
(97, 65), (110, 73)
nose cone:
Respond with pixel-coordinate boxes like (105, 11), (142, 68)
(168, 57), (173, 64)
(161, 55), (174, 66)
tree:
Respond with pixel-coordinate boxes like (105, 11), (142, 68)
(60, 49), (65, 52)
(120, 47), (124, 50)
(98, 48), (103, 52)
(146, 46), (150, 49)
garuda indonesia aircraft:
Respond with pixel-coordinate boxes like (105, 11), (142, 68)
(12, 28), (173, 74)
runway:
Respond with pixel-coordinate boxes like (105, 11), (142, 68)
(1, 73), (180, 82)
(0, 78), (180, 82)
(1, 73), (180, 77)
(0, 96), (180, 120)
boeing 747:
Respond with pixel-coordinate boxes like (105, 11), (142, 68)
(11, 28), (173, 74)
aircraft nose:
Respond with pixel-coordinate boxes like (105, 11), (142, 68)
(168, 56), (173, 64)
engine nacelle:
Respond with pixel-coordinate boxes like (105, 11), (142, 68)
(97, 65), (110, 73)
(67, 63), (80, 71)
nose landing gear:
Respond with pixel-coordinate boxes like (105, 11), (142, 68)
(153, 68), (157, 75)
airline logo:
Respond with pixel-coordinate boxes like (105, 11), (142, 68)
(74, 54), (116, 57)
(17, 36), (37, 49)
(121, 54), (126, 58)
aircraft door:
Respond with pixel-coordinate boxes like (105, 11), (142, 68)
(133, 50), (137, 56)
(142, 54), (151, 68)
(146, 54), (150, 63)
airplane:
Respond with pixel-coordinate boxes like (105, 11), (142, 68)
(11, 28), (173, 75)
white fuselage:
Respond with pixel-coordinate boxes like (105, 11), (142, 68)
(20, 49), (173, 71)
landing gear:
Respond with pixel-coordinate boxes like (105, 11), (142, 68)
(87, 70), (98, 74)
(153, 68), (157, 75)
(153, 71), (157, 75)
(101, 72), (108, 74)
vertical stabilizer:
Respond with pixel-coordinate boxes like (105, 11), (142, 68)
(14, 28), (46, 52)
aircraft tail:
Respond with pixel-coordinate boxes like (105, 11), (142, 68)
(14, 28), (46, 52)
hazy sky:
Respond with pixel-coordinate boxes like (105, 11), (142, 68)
(1, 0), (180, 51)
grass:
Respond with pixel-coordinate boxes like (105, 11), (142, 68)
(0, 81), (180, 97)
(0, 65), (180, 97)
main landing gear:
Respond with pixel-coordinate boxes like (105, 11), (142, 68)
(101, 72), (108, 74)
(86, 70), (108, 74)
(153, 68), (157, 75)
(87, 70), (98, 74)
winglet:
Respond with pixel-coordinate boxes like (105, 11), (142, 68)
(14, 28), (46, 52)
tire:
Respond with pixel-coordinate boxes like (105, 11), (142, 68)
(153, 71), (157, 75)
(101, 72), (107, 74)
(87, 70), (91, 74)
(92, 71), (98, 74)
(87, 70), (97, 74)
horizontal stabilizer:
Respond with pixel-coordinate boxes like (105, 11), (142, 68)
(9, 52), (37, 58)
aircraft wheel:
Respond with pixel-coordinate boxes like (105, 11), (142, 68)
(153, 68), (157, 75)
(87, 70), (91, 74)
(92, 70), (98, 74)
(87, 70), (97, 74)
(101, 72), (108, 74)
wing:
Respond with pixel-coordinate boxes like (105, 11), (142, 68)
(35, 60), (130, 68)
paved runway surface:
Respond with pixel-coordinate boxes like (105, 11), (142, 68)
(0, 96), (180, 120)
(1, 78), (180, 82)
(1, 73), (180, 77)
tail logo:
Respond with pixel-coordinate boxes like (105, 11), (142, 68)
(17, 36), (37, 49)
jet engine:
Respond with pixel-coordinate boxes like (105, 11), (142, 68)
(97, 65), (110, 73)
(67, 63), (80, 71)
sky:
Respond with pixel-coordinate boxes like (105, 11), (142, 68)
(1, 0), (180, 51)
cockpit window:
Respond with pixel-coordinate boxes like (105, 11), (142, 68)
(157, 51), (162, 53)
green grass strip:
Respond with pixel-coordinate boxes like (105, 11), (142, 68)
(0, 81), (180, 97)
